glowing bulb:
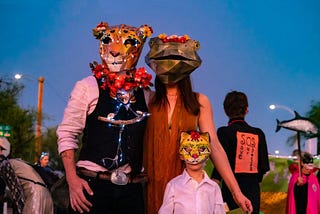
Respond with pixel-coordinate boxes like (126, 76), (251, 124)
(269, 104), (276, 110)
(14, 73), (22, 80)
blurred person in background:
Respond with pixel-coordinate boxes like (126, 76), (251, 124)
(0, 137), (54, 213)
(34, 152), (60, 189)
(0, 140), (6, 213)
(38, 152), (50, 168)
(286, 151), (320, 214)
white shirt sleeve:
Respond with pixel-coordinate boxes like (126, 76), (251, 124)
(56, 76), (99, 154)
(159, 182), (175, 214)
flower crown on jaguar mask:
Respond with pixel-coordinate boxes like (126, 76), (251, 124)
(145, 33), (202, 84)
(179, 131), (211, 165)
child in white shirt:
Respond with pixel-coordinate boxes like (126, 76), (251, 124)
(159, 131), (226, 214)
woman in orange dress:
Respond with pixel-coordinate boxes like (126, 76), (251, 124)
(143, 34), (253, 213)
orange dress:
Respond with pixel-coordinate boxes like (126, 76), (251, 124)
(143, 95), (198, 214)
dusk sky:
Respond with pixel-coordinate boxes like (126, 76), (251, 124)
(1, 0), (319, 155)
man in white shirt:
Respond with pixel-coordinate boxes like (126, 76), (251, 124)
(56, 22), (153, 213)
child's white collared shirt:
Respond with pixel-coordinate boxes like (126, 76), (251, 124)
(159, 169), (226, 214)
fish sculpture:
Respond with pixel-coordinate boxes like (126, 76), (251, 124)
(276, 111), (318, 135)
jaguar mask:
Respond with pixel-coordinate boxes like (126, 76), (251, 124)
(93, 22), (153, 73)
(145, 34), (202, 84)
(179, 131), (211, 165)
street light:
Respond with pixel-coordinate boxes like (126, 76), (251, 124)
(269, 104), (295, 116)
(14, 73), (44, 158)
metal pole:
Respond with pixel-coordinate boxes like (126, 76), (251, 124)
(36, 76), (44, 159)
(297, 131), (302, 177)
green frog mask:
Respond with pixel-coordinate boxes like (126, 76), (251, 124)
(145, 34), (202, 84)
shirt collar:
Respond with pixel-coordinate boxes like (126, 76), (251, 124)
(228, 117), (246, 126)
(182, 169), (217, 187)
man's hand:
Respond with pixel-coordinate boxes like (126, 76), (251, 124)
(68, 175), (93, 213)
(232, 191), (253, 213)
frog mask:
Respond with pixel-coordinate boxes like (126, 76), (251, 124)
(145, 34), (202, 84)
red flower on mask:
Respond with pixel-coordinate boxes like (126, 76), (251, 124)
(190, 131), (201, 141)
(90, 62), (153, 96)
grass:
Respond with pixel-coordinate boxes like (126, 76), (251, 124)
(205, 156), (320, 213)
(205, 156), (319, 192)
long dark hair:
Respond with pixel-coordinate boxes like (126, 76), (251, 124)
(150, 76), (200, 115)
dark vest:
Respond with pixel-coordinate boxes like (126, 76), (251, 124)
(79, 79), (148, 175)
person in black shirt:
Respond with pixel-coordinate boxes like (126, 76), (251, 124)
(34, 152), (59, 189)
(211, 90), (270, 214)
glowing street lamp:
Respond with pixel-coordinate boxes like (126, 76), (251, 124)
(269, 104), (295, 116)
(15, 73), (44, 158)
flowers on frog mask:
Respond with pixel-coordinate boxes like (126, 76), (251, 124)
(158, 33), (190, 43)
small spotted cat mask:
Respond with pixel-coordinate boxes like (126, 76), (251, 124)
(179, 131), (211, 165)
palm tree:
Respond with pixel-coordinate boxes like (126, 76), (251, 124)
(306, 101), (320, 154)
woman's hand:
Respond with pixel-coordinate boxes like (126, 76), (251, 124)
(232, 191), (253, 213)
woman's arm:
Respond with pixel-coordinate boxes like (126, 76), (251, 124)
(198, 93), (252, 213)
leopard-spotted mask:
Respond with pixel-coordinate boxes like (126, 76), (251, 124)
(145, 34), (202, 84)
(93, 22), (153, 73)
(179, 131), (211, 165)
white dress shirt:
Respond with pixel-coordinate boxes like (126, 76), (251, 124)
(159, 169), (226, 214)
(56, 76), (107, 171)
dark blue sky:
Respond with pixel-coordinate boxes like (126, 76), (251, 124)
(1, 0), (319, 155)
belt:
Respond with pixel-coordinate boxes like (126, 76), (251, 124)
(77, 168), (148, 184)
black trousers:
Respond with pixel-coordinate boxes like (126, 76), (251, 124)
(70, 175), (144, 214)
(222, 179), (261, 214)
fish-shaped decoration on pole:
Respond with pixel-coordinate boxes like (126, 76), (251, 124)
(275, 111), (318, 135)
(274, 110), (318, 177)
